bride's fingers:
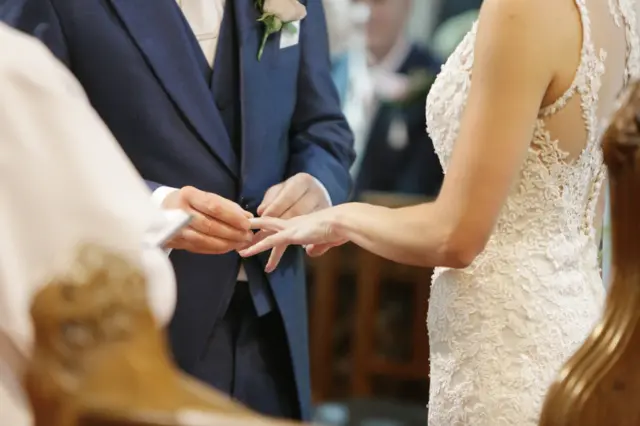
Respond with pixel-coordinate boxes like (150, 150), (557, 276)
(265, 245), (287, 273)
(251, 230), (273, 244)
(305, 244), (332, 257)
(248, 216), (286, 232)
(236, 230), (272, 252)
(239, 231), (291, 258)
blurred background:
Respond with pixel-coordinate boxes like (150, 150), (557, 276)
(307, 0), (481, 425)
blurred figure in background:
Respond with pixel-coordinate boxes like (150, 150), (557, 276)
(323, 0), (359, 104)
(323, 0), (374, 169)
(436, 0), (482, 27)
(353, 0), (443, 197)
(430, 8), (479, 61)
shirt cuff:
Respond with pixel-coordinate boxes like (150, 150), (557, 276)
(312, 177), (333, 207)
(150, 186), (179, 255)
(151, 186), (179, 208)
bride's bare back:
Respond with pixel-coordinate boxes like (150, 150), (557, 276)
(542, 0), (638, 237)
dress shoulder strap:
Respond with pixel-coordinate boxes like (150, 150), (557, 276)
(539, 0), (604, 118)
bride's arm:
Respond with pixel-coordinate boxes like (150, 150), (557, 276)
(331, 0), (562, 268)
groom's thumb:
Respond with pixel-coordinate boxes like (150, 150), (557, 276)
(258, 183), (284, 216)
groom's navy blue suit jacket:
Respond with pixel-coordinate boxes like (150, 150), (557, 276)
(2, 0), (355, 418)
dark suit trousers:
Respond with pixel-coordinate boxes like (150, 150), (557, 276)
(192, 282), (299, 419)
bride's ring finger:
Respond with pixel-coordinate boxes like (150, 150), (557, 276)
(266, 244), (287, 273)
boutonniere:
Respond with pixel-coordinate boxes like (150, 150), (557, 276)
(255, 0), (307, 60)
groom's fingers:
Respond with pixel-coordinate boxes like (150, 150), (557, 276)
(248, 217), (287, 232)
(173, 228), (247, 254)
(261, 179), (307, 218)
(189, 211), (253, 243)
(280, 191), (320, 220)
(185, 188), (252, 230)
(257, 183), (284, 215)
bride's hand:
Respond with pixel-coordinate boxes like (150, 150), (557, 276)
(239, 208), (347, 272)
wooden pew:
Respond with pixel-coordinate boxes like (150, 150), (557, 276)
(539, 82), (640, 425)
(25, 245), (299, 426)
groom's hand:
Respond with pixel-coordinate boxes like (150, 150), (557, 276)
(162, 186), (254, 254)
(252, 173), (330, 267)
(258, 173), (330, 219)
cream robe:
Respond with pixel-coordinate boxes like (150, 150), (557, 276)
(0, 23), (178, 424)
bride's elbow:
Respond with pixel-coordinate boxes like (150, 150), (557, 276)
(441, 245), (478, 269)
(439, 231), (488, 269)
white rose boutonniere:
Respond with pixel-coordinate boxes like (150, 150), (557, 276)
(255, 0), (307, 60)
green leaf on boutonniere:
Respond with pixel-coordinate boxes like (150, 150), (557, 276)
(257, 12), (283, 60)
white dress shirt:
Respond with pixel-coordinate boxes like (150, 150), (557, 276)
(156, 1), (331, 281)
(176, 0), (225, 67)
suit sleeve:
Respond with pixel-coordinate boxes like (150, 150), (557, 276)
(287, 0), (356, 205)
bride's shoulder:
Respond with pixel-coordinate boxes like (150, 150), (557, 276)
(474, 0), (578, 67)
(479, 0), (575, 13)
(477, 0), (577, 34)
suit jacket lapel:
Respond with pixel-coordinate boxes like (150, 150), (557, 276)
(109, 0), (238, 178)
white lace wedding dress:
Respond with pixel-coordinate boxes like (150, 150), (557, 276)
(424, 0), (640, 424)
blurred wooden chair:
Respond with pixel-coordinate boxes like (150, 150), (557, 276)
(307, 244), (343, 402)
(350, 248), (432, 396)
(26, 245), (298, 426)
(538, 82), (640, 425)
(308, 191), (433, 400)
